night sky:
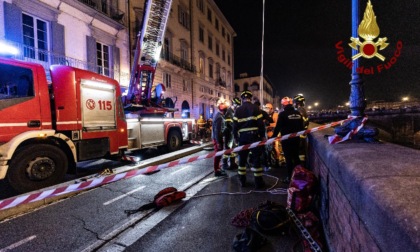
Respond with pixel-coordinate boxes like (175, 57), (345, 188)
(214, 0), (420, 109)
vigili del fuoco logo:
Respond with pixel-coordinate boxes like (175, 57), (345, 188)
(335, 0), (402, 75)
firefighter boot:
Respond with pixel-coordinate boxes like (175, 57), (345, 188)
(229, 156), (238, 170)
(222, 157), (230, 170)
(254, 176), (266, 190)
(238, 175), (247, 187)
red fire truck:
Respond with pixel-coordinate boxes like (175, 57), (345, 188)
(0, 58), (128, 193)
(0, 0), (195, 193)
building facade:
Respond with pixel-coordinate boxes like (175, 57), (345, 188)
(128, 0), (235, 120)
(0, 0), (131, 85)
(0, 0), (235, 120)
(234, 73), (279, 110)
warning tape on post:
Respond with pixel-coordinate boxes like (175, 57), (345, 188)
(0, 116), (357, 211)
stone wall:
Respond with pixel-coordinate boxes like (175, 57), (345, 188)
(307, 128), (420, 252)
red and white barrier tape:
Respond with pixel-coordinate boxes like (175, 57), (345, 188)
(121, 155), (140, 162)
(0, 116), (357, 211)
(189, 140), (203, 145)
(328, 116), (367, 144)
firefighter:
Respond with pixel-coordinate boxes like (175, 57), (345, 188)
(293, 94), (309, 162)
(264, 102), (284, 167)
(272, 97), (304, 183)
(197, 115), (207, 141)
(222, 98), (241, 170)
(212, 102), (228, 177)
(254, 100), (273, 171)
(233, 90), (266, 189)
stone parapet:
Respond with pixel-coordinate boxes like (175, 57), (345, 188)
(308, 128), (420, 252)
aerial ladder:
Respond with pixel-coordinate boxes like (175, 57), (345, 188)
(125, 0), (174, 116)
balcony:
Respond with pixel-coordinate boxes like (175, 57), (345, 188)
(76, 0), (125, 25)
(7, 41), (128, 84)
(215, 77), (226, 88)
(161, 50), (196, 73)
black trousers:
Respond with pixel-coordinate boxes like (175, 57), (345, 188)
(281, 138), (301, 178)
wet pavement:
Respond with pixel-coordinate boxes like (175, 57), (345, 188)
(101, 155), (310, 252)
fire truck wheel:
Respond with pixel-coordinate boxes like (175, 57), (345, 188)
(167, 130), (182, 152)
(7, 144), (68, 193)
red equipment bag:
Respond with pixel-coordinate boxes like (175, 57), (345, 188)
(287, 165), (317, 213)
(154, 187), (186, 208)
(125, 187), (186, 216)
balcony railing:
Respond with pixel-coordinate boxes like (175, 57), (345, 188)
(77, 0), (125, 25)
(161, 49), (196, 73)
(7, 41), (128, 85)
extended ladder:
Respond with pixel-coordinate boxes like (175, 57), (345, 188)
(126, 0), (172, 112)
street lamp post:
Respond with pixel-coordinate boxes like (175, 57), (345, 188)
(349, 0), (365, 117)
(334, 0), (378, 141)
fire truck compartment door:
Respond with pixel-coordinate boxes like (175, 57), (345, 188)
(81, 80), (116, 130)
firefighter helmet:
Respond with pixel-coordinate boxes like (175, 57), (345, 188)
(232, 97), (241, 106)
(240, 90), (253, 99)
(218, 102), (228, 112)
(281, 97), (293, 106)
(293, 94), (305, 105)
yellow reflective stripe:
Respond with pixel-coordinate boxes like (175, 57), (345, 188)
(238, 166), (247, 175)
(237, 115), (260, 122)
(225, 118), (233, 122)
(238, 127), (258, 133)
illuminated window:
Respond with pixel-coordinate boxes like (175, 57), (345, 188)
(22, 13), (49, 62)
(96, 42), (110, 76)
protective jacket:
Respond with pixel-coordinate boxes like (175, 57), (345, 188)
(297, 107), (309, 129)
(273, 105), (304, 137)
(212, 111), (225, 150)
(224, 107), (234, 138)
(233, 101), (265, 141)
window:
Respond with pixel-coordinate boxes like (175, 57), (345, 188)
(215, 63), (221, 80)
(222, 27), (225, 38)
(180, 40), (188, 63)
(215, 42), (220, 56)
(234, 84), (240, 92)
(208, 35), (212, 51)
(162, 37), (170, 60)
(197, 0), (204, 13)
(222, 49), (226, 62)
(22, 13), (49, 62)
(227, 34), (231, 44)
(199, 26), (204, 43)
(207, 9), (212, 23)
(164, 72), (171, 88)
(228, 53), (231, 66)
(221, 68), (226, 83)
(208, 58), (213, 79)
(178, 5), (190, 29)
(183, 79), (190, 92)
(215, 19), (219, 30)
(199, 52), (205, 75)
(97, 42), (110, 76)
(0, 63), (34, 99)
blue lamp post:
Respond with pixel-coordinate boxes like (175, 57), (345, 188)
(349, 0), (365, 117)
(334, 0), (378, 141)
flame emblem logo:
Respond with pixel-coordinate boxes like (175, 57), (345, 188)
(349, 0), (389, 61)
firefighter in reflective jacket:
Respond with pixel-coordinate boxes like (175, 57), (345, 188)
(272, 97), (304, 183)
(293, 94), (309, 162)
(222, 98), (241, 170)
(212, 102), (228, 177)
(233, 90), (266, 189)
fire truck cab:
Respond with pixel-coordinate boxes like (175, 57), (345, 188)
(0, 57), (128, 193)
